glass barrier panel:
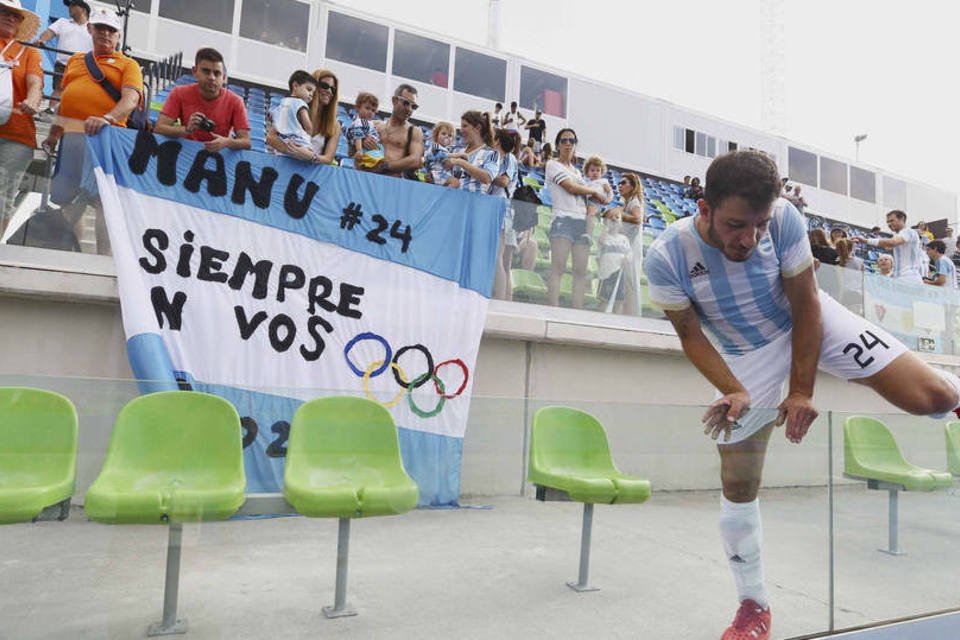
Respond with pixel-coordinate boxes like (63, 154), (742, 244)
(0, 374), (833, 638)
(831, 410), (960, 630)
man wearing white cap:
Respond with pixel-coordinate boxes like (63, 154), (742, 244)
(0, 0), (42, 235)
(44, 7), (142, 255)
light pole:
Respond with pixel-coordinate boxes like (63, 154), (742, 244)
(854, 134), (868, 162)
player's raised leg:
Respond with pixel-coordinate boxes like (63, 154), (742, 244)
(853, 351), (959, 416)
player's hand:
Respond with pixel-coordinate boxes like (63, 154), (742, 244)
(702, 391), (750, 442)
(203, 134), (230, 153)
(777, 392), (818, 444)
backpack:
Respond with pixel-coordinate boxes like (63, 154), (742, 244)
(83, 52), (148, 130)
(511, 183), (542, 233)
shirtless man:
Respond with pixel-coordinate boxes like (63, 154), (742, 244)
(367, 83), (424, 178)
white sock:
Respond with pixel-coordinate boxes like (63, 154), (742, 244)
(929, 368), (960, 419)
(719, 495), (769, 608)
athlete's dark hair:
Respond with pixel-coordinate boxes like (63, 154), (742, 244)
(288, 69), (317, 91)
(194, 47), (223, 67)
(704, 150), (781, 211)
(928, 239), (946, 254)
(887, 209), (907, 222)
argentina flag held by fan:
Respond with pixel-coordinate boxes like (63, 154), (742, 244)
(85, 127), (506, 506)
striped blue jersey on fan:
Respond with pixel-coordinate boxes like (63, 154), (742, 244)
(892, 227), (927, 280)
(644, 198), (813, 356)
(933, 255), (958, 290)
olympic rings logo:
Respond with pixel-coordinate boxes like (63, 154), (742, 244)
(343, 332), (470, 418)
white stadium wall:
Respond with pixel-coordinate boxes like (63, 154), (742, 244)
(114, 0), (955, 228)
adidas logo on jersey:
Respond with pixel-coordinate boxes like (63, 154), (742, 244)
(689, 261), (710, 278)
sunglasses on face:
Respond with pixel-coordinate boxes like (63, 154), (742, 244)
(618, 180), (629, 186)
(558, 137), (577, 145)
(317, 80), (336, 94)
(396, 96), (419, 111)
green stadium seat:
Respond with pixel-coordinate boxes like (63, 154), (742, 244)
(511, 269), (548, 303)
(843, 416), (952, 555)
(85, 391), (245, 635)
(0, 387), (77, 524)
(284, 396), (418, 617)
(529, 406), (650, 590)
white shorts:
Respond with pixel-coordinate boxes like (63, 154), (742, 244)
(717, 291), (907, 444)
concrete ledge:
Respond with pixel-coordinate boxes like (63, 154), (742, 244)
(3, 252), (960, 368)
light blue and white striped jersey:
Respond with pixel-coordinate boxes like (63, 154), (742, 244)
(458, 146), (500, 194)
(933, 255), (958, 291)
(488, 152), (518, 199)
(644, 198), (813, 355)
(892, 227), (926, 280)
(268, 97), (311, 151)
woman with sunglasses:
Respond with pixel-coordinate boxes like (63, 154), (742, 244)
(545, 128), (607, 308)
(266, 68), (341, 164)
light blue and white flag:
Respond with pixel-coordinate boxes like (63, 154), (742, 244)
(87, 128), (505, 505)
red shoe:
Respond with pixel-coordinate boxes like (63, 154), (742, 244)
(721, 599), (771, 640)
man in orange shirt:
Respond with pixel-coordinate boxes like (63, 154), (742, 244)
(0, 0), (42, 236)
(43, 7), (142, 254)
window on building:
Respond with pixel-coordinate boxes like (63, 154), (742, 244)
(788, 147), (817, 187)
(684, 128), (695, 154)
(240, 0), (308, 52)
(453, 48), (506, 102)
(325, 11), (388, 72)
(820, 157), (848, 195)
(695, 132), (707, 156)
(160, 0), (234, 32)
(883, 176), (907, 210)
(392, 30), (450, 88)
(135, 0), (152, 12)
(850, 166), (876, 203)
(728, 141), (738, 152)
(673, 126), (684, 151)
(519, 66), (567, 118)
(707, 136), (716, 158)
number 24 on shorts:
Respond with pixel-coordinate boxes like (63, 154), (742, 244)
(843, 330), (889, 369)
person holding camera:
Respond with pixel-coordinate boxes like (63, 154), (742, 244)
(154, 47), (250, 152)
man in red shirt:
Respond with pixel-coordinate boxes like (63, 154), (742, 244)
(154, 47), (250, 152)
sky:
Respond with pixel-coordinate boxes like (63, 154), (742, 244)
(333, 0), (957, 198)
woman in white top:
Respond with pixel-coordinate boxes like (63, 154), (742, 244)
(266, 68), (342, 164)
(545, 127), (607, 308)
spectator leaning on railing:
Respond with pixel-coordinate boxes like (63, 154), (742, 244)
(43, 7), (142, 255)
(35, 0), (91, 112)
(153, 47), (250, 152)
(0, 0), (42, 235)
(266, 68), (341, 165)
(924, 240), (957, 290)
(853, 210), (927, 283)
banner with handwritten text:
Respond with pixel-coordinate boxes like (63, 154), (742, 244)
(87, 128), (506, 504)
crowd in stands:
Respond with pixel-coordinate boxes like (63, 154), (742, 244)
(808, 209), (959, 290)
(1, 2), (957, 315)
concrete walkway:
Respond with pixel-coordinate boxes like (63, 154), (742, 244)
(1, 487), (958, 639)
